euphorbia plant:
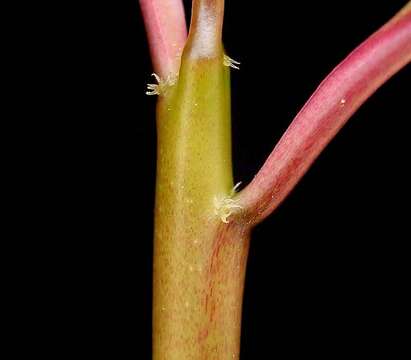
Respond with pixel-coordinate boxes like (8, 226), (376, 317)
(139, 0), (411, 358)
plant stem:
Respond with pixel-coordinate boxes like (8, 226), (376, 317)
(152, 1), (250, 358)
(236, 5), (411, 225)
(139, 0), (187, 77)
(186, 0), (225, 58)
(140, 1), (411, 358)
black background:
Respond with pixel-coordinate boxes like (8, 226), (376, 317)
(36, 0), (410, 358)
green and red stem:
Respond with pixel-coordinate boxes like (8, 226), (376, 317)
(140, 1), (411, 359)
(151, 1), (246, 358)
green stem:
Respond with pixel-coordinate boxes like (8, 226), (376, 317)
(152, 1), (250, 358)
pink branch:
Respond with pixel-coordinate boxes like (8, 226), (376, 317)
(237, 8), (411, 225)
(139, 0), (187, 77)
